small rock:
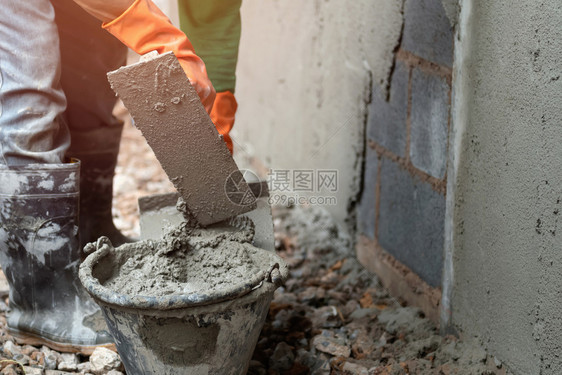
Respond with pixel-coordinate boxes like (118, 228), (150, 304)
(312, 330), (351, 357)
(319, 271), (339, 286)
(296, 349), (317, 369)
(269, 342), (294, 371)
(58, 353), (78, 366)
(435, 363), (454, 375)
(56, 362), (76, 372)
(348, 307), (379, 321)
(3, 341), (21, 357)
(0, 270), (10, 298)
(0, 300), (9, 313)
(326, 290), (347, 304)
(77, 362), (92, 372)
(20, 345), (36, 356)
(31, 351), (44, 366)
(298, 287), (325, 303)
(340, 300), (360, 318)
(44, 354), (58, 370)
(1, 365), (20, 375)
(106, 371), (125, 375)
(310, 354), (331, 375)
(377, 307), (430, 335)
(57, 352), (79, 372)
(13, 354), (30, 366)
(40, 346), (60, 369)
(349, 329), (376, 359)
(310, 306), (341, 329)
(403, 359), (431, 374)
(22, 367), (43, 375)
(89, 347), (122, 374)
(272, 290), (298, 306)
(342, 361), (369, 375)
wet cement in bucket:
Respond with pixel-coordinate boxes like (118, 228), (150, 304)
(103, 218), (267, 298)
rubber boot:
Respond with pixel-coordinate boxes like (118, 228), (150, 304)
(67, 122), (132, 248)
(0, 161), (114, 354)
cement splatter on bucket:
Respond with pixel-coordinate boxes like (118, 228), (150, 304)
(79, 223), (288, 375)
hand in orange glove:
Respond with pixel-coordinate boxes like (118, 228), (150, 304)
(102, 0), (215, 113)
(210, 91), (237, 154)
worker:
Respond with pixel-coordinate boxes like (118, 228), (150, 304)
(0, 0), (220, 353)
(177, 0), (243, 154)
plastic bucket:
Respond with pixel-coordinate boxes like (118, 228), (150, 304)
(79, 237), (288, 375)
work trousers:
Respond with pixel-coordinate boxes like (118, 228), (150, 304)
(178, 0), (242, 93)
(0, 0), (127, 165)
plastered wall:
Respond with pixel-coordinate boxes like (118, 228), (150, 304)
(444, 1), (562, 373)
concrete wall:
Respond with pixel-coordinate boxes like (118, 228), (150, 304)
(152, 0), (179, 26)
(233, 0), (404, 232)
(357, 0), (454, 288)
(443, 0), (562, 373)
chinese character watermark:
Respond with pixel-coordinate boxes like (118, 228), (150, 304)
(266, 169), (338, 207)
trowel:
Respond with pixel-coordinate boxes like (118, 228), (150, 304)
(107, 51), (257, 226)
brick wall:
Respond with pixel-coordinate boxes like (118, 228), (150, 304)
(357, 0), (454, 289)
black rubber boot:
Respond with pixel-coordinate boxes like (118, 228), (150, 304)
(0, 161), (114, 354)
(67, 122), (132, 248)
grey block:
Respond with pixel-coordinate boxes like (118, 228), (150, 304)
(138, 184), (275, 251)
(243, 197), (275, 252)
(108, 52), (256, 226)
(378, 159), (445, 287)
(368, 60), (409, 157)
(138, 193), (185, 241)
(403, 0), (454, 67)
(357, 147), (378, 239)
(410, 67), (450, 178)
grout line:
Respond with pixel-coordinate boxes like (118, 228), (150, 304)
(405, 64), (413, 164)
(375, 154), (383, 240)
(368, 139), (447, 195)
(396, 48), (453, 83)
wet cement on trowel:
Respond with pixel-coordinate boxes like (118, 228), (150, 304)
(104, 203), (263, 297)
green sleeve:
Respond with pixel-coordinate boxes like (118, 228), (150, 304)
(178, 0), (242, 93)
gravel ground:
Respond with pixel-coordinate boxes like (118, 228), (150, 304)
(111, 105), (177, 239)
(0, 119), (512, 374)
(249, 206), (511, 375)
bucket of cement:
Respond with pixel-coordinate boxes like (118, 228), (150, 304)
(78, 223), (288, 375)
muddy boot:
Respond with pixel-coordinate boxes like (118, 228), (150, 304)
(0, 162), (114, 354)
(67, 122), (132, 248)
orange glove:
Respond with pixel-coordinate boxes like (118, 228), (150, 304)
(103, 0), (215, 113)
(210, 91), (237, 154)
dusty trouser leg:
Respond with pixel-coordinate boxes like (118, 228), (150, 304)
(0, 0), (113, 353)
(0, 0), (69, 165)
(51, 0), (130, 247)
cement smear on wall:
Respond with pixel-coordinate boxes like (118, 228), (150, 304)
(446, 0), (562, 373)
(233, 0), (404, 232)
(440, 0), (459, 27)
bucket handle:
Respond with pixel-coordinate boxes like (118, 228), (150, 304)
(251, 264), (283, 292)
(83, 236), (114, 257)
(267, 263), (284, 286)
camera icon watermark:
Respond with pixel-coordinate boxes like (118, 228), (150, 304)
(224, 169), (261, 206)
